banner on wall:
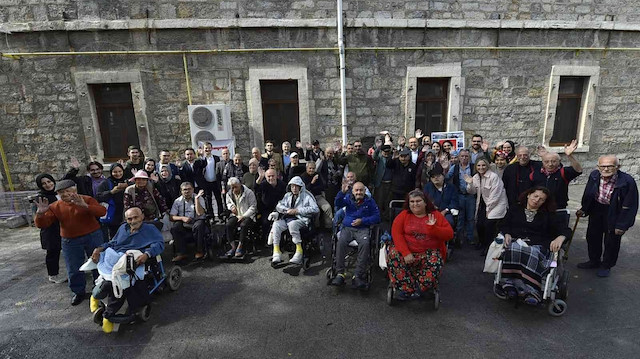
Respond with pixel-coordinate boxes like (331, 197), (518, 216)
(431, 131), (465, 151)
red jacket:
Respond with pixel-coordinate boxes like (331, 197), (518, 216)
(391, 209), (453, 261)
(35, 195), (106, 239)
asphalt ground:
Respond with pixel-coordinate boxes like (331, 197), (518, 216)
(0, 184), (639, 359)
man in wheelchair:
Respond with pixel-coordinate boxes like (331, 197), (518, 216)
(330, 182), (380, 289)
(169, 182), (208, 262)
(224, 177), (257, 258)
(268, 176), (319, 265)
(90, 207), (165, 333)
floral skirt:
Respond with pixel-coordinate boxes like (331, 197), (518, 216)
(386, 243), (443, 295)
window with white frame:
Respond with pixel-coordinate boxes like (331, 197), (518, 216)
(543, 65), (599, 151)
(405, 63), (463, 137)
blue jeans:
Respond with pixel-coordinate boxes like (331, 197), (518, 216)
(457, 194), (476, 243)
(61, 229), (103, 295)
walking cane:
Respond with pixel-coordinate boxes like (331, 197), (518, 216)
(563, 215), (581, 261)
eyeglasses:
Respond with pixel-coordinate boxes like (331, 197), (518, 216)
(597, 165), (616, 170)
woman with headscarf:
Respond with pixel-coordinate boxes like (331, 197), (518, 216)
(155, 164), (181, 208)
(34, 174), (65, 284)
(96, 164), (128, 239)
(501, 140), (517, 165)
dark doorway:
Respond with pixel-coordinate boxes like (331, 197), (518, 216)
(260, 80), (300, 146)
(90, 83), (140, 161)
(415, 78), (449, 136)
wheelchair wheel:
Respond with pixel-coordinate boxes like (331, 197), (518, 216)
(167, 266), (183, 291)
(558, 269), (569, 300)
(386, 283), (394, 306)
(303, 257), (311, 271)
(137, 304), (152, 322)
(493, 283), (507, 300)
(548, 299), (568, 317)
(433, 290), (440, 310)
(92, 305), (105, 325)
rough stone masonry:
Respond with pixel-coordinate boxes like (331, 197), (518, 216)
(1, 0), (639, 189)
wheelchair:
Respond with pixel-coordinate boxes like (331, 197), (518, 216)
(92, 253), (182, 329)
(325, 208), (381, 290)
(169, 215), (225, 262)
(216, 211), (262, 261)
(268, 215), (319, 269)
(383, 200), (444, 309)
(492, 240), (570, 317)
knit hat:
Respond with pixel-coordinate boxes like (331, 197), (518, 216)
(133, 170), (150, 179)
(54, 179), (76, 192)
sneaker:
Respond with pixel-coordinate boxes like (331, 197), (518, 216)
(271, 252), (283, 265)
(234, 249), (245, 258)
(524, 295), (539, 306)
(224, 249), (235, 258)
(596, 268), (611, 277)
(577, 261), (600, 269)
(290, 252), (303, 265)
(351, 276), (368, 290)
(48, 275), (67, 284)
(330, 273), (346, 286)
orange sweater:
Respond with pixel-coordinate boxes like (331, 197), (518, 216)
(391, 210), (453, 261)
(34, 195), (106, 239)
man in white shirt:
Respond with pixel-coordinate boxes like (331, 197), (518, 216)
(194, 142), (223, 218)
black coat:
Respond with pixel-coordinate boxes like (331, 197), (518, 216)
(156, 178), (181, 208)
(179, 160), (197, 188)
(499, 206), (571, 248)
(256, 179), (286, 214)
(36, 190), (61, 250)
(284, 163), (306, 183)
(62, 167), (99, 198)
(300, 172), (326, 196)
(193, 155), (222, 188)
(581, 170), (639, 232)
(96, 177), (126, 225)
(502, 160), (542, 206)
(386, 158), (417, 197)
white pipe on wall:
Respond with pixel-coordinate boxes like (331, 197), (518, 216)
(337, 0), (348, 145)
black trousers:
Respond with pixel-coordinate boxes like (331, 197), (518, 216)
(476, 198), (500, 249)
(171, 219), (207, 254)
(226, 216), (254, 248)
(202, 180), (223, 216)
(45, 249), (60, 276)
(586, 202), (622, 269)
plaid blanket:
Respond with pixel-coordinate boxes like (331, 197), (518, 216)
(501, 241), (551, 292)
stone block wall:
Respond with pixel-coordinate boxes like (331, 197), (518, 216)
(1, 0), (639, 22)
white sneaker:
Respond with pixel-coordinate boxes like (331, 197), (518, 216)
(272, 252), (283, 264)
(290, 252), (303, 265)
(48, 275), (67, 284)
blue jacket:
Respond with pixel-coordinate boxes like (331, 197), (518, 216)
(581, 170), (638, 232)
(100, 223), (165, 258)
(334, 191), (381, 228)
(424, 182), (459, 211)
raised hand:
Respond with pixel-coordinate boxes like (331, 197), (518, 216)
(425, 213), (436, 225)
(463, 173), (473, 184)
(70, 157), (81, 169)
(481, 140), (490, 152)
(70, 193), (88, 208)
(35, 197), (50, 214)
(564, 139), (578, 156)
(150, 173), (159, 182)
(117, 159), (126, 166)
(415, 129), (423, 138)
(311, 174), (319, 184)
(196, 190), (205, 198)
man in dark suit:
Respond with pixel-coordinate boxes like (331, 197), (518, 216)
(193, 142), (224, 218)
(178, 148), (198, 189)
(577, 155), (638, 277)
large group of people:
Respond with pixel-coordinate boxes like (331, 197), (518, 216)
(32, 129), (637, 315)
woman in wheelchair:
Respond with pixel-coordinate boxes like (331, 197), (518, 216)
(498, 186), (571, 306)
(388, 190), (453, 300)
(90, 207), (165, 333)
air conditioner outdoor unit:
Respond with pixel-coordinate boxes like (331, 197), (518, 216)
(188, 104), (233, 149)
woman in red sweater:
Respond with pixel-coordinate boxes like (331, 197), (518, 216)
(389, 189), (454, 300)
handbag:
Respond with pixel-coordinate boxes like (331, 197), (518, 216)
(483, 238), (504, 273)
(378, 243), (388, 270)
(99, 180), (117, 224)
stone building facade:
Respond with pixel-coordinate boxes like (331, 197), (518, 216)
(1, 0), (639, 189)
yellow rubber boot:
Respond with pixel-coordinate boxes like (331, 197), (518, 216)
(102, 318), (114, 334)
(90, 296), (100, 313)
